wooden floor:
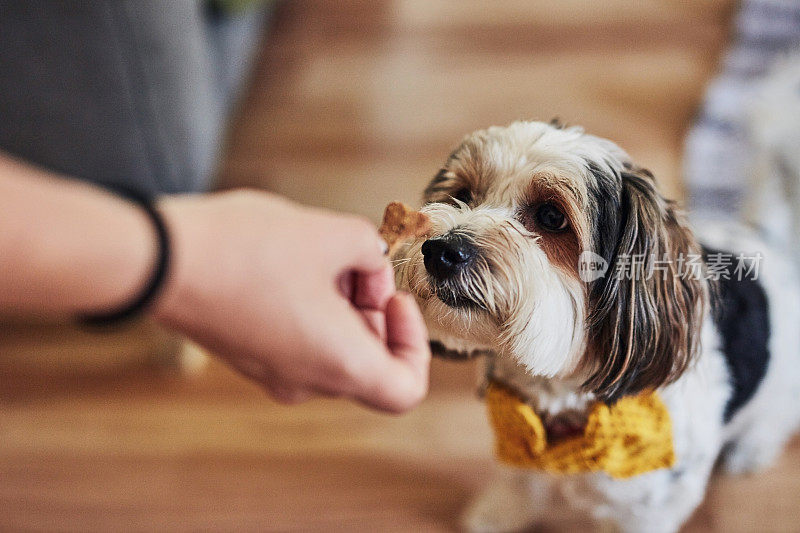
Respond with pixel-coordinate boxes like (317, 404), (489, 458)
(5, 1), (800, 531)
(2, 341), (800, 532)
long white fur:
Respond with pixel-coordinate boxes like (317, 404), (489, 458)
(392, 120), (800, 532)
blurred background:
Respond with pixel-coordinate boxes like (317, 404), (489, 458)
(2, 0), (800, 531)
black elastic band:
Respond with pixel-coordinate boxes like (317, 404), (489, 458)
(79, 187), (170, 327)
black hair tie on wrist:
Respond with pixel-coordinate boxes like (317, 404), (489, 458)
(79, 186), (170, 327)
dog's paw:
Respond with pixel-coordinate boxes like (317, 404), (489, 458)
(721, 439), (781, 475)
(461, 483), (536, 533)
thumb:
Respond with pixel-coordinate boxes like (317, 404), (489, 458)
(352, 292), (430, 413)
(385, 292), (430, 377)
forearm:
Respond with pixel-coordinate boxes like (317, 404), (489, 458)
(0, 153), (156, 317)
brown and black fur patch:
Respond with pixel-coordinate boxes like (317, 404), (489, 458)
(518, 176), (588, 278)
(582, 164), (707, 402)
(424, 140), (496, 206)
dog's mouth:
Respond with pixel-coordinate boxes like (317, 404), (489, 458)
(429, 340), (491, 360)
(430, 280), (484, 310)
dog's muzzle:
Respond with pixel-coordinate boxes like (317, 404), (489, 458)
(421, 233), (483, 309)
(421, 234), (477, 280)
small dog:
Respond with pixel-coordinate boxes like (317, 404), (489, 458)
(391, 120), (800, 532)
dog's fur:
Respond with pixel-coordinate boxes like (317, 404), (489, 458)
(391, 120), (800, 532)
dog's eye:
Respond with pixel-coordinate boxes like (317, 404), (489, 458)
(452, 188), (473, 205)
(535, 203), (568, 231)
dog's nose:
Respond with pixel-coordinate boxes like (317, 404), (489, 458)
(421, 235), (477, 280)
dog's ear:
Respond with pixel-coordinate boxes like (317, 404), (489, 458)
(582, 164), (706, 402)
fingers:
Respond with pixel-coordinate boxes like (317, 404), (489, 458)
(229, 293), (429, 413)
(342, 264), (393, 341)
(345, 292), (430, 413)
(359, 308), (387, 343)
(340, 258), (394, 343)
(353, 263), (395, 310)
(337, 270), (356, 301)
(385, 292), (430, 378)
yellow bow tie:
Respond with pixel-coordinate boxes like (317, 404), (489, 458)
(486, 382), (675, 479)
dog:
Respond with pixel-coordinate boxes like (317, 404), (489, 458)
(390, 120), (800, 532)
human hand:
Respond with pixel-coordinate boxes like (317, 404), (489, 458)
(152, 190), (430, 413)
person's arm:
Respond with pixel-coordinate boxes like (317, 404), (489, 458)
(0, 153), (430, 413)
(0, 153), (158, 315)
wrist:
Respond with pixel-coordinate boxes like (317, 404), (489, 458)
(79, 188), (170, 325)
(148, 196), (207, 331)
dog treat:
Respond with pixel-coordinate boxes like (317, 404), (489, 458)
(379, 201), (431, 255)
